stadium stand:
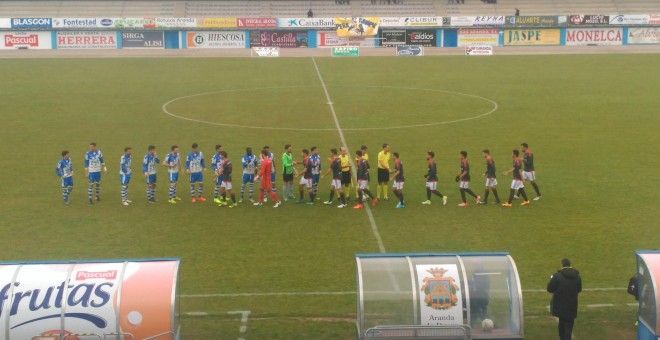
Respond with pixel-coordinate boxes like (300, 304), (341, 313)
(0, 0), (658, 18)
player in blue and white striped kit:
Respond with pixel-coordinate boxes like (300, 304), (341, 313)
(119, 147), (133, 206)
(240, 147), (258, 203)
(211, 145), (225, 204)
(143, 145), (160, 203)
(186, 143), (206, 203)
(56, 150), (74, 204)
(310, 146), (322, 200)
(163, 145), (182, 204)
(84, 142), (107, 204)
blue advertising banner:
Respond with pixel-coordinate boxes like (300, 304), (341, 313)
(11, 18), (52, 29)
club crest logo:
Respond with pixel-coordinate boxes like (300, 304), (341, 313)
(420, 267), (460, 310)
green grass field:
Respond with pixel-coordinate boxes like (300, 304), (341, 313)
(1, 53), (659, 339)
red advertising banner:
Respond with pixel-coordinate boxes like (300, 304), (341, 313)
(237, 18), (277, 28)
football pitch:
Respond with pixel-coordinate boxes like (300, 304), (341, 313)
(2, 53), (659, 339)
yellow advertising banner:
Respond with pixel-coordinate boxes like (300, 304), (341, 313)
(198, 18), (237, 28)
(503, 29), (561, 45)
(335, 17), (379, 37)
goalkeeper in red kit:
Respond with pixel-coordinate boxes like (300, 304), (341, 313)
(254, 149), (281, 208)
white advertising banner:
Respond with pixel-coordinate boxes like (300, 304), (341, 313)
(416, 264), (464, 326)
(565, 28), (623, 46)
(277, 17), (335, 28)
(155, 17), (197, 28)
(52, 18), (101, 28)
(1, 31), (52, 49)
(451, 16), (505, 27)
(56, 31), (118, 49)
(608, 14), (649, 25)
(252, 47), (280, 57)
(379, 17), (442, 27)
(0, 18), (11, 29)
(316, 31), (376, 47)
(457, 29), (499, 46)
(628, 27), (660, 44)
(186, 31), (246, 48)
(465, 45), (493, 55)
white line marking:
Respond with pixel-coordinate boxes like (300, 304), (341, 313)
(525, 287), (626, 292)
(161, 85), (498, 131)
(185, 312), (209, 316)
(312, 57), (387, 254)
(587, 304), (614, 308)
(228, 311), (251, 340)
(628, 303), (639, 306)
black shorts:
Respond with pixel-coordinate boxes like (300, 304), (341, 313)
(341, 171), (351, 185)
(378, 168), (390, 183)
(282, 173), (294, 182)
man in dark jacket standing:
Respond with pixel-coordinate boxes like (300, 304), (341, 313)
(547, 258), (582, 340)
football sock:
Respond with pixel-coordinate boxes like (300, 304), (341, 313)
(271, 183), (277, 193)
(508, 189), (515, 203)
(299, 189), (304, 200)
(376, 185), (382, 198)
(426, 188), (432, 200)
(214, 186), (220, 198)
(493, 188), (500, 202)
(399, 193), (404, 204)
(432, 190), (444, 197)
(88, 185), (93, 200)
(382, 184), (388, 199)
(282, 184), (287, 197)
(532, 182), (541, 196)
(121, 185), (128, 201)
(230, 193), (236, 203)
(340, 192), (346, 205)
(197, 184), (203, 197)
(358, 191), (363, 203)
(364, 189), (374, 199)
(483, 189), (490, 202)
(328, 190), (335, 201)
(519, 188), (529, 201)
(62, 188), (67, 201)
(169, 184), (176, 199)
(309, 193), (315, 202)
(190, 184), (195, 197)
(460, 189), (467, 203)
(248, 183), (254, 199)
(312, 182), (318, 196)
(95, 183), (100, 197)
(465, 188), (478, 198)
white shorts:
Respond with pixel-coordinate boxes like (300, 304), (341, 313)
(459, 181), (470, 189)
(221, 181), (232, 190)
(392, 181), (404, 190)
(357, 179), (369, 190)
(426, 181), (437, 190)
(510, 179), (524, 190)
(485, 178), (498, 187)
(523, 171), (536, 181)
(331, 179), (342, 189)
(299, 177), (313, 188)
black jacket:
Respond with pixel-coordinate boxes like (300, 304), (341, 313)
(547, 267), (582, 319)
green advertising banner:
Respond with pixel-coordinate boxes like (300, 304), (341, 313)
(331, 46), (359, 56)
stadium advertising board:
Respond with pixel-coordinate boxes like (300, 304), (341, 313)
(250, 30), (308, 48)
(569, 15), (609, 25)
(457, 29), (499, 46)
(331, 46), (359, 57)
(252, 47), (279, 57)
(627, 27), (660, 44)
(238, 18), (277, 28)
(11, 18), (52, 29)
(186, 31), (246, 48)
(451, 16), (505, 27)
(113, 18), (156, 29)
(97, 18), (119, 28)
(406, 30), (436, 46)
(121, 31), (164, 49)
(506, 16), (559, 26)
(0, 259), (180, 339)
(465, 45), (493, 55)
(56, 31), (118, 49)
(565, 28), (622, 45)
(53, 18), (100, 28)
(379, 17), (442, 27)
(380, 30), (406, 46)
(1, 31), (51, 49)
(0, 18), (12, 29)
(317, 31), (376, 47)
(608, 14), (649, 25)
(277, 18), (335, 28)
(198, 18), (238, 28)
(155, 17), (197, 28)
(651, 15), (660, 25)
(503, 29), (561, 45)
(335, 17), (379, 37)
(396, 45), (423, 56)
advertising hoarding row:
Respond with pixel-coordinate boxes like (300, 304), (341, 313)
(250, 30), (308, 47)
(380, 29), (437, 46)
(503, 29), (561, 45)
(565, 27), (623, 45)
(317, 31), (376, 47)
(627, 27), (660, 44)
(56, 31), (117, 49)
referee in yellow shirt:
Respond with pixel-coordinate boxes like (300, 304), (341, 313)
(377, 143), (392, 200)
(339, 147), (352, 199)
(355, 145), (369, 200)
